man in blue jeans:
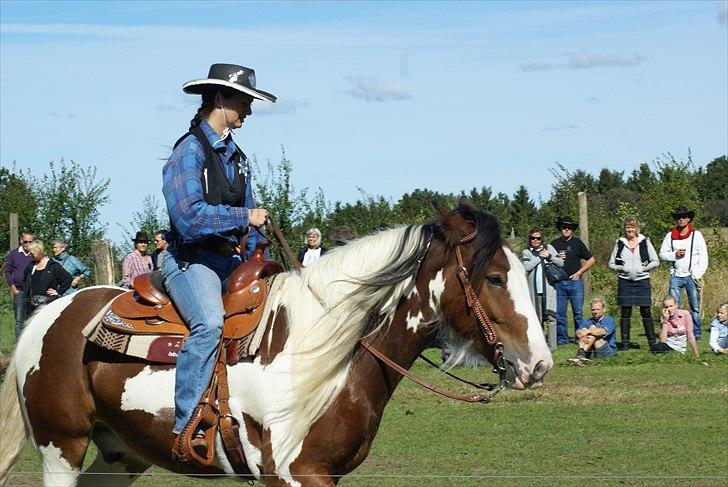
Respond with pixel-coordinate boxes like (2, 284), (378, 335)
(658, 206), (708, 338)
(551, 217), (595, 346)
(4, 232), (34, 339)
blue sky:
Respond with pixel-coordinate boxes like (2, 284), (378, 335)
(1, 1), (726, 243)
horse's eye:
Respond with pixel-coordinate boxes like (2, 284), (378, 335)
(487, 275), (503, 287)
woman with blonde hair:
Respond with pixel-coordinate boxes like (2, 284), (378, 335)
(608, 216), (659, 349)
(297, 228), (327, 267)
(20, 240), (72, 315)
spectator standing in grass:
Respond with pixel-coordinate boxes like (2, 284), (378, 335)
(608, 217), (660, 350)
(521, 227), (563, 352)
(5, 232), (34, 339)
(708, 303), (728, 355)
(51, 239), (91, 295)
(658, 206), (708, 339)
(122, 231), (152, 288)
(21, 240), (72, 314)
(550, 216), (596, 345)
(650, 295), (699, 356)
(151, 230), (170, 271)
(568, 298), (617, 364)
(297, 228), (327, 268)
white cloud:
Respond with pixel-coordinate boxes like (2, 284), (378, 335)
(253, 99), (308, 116)
(718, 2), (728, 24)
(49, 112), (77, 119)
(540, 124), (579, 132)
(519, 50), (646, 71)
(567, 51), (645, 69)
(342, 76), (412, 102)
(586, 97), (603, 104)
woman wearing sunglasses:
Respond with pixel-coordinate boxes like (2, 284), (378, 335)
(522, 227), (564, 351)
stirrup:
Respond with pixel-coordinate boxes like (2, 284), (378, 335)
(172, 403), (218, 467)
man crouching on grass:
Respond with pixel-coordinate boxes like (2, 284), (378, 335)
(568, 298), (618, 364)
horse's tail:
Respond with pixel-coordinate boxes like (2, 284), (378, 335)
(0, 357), (27, 486)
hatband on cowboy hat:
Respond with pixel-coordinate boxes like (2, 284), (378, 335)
(183, 63), (277, 103)
(671, 206), (695, 220)
(329, 226), (354, 243)
(132, 231), (149, 243)
(555, 216), (579, 231)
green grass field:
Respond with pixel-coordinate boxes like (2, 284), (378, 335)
(2, 340), (727, 486)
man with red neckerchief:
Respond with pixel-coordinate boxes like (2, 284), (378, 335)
(658, 206), (708, 339)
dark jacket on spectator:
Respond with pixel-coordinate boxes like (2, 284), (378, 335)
(21, 259), (72, 311)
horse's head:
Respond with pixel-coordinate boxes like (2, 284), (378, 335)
(430, 202), (553, 390)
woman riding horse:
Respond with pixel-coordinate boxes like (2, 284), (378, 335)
(162, 63), (274, 460)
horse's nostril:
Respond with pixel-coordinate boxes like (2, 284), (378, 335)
(532, 360), (548, 381)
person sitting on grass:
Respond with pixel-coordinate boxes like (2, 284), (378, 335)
(708, 302), (728, 355)
(568, 298), (617, 364)
(650, 295), (699, 356)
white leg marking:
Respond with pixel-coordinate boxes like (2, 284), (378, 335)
(39, 443), (80, 487)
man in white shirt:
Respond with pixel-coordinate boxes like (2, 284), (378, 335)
(658, 206), (708, 339)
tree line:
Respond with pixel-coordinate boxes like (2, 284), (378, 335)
(1, 152), (726, 275)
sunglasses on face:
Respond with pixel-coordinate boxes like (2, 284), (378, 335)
(22, 240), (32, 244)
(561, 227), (574, 231)
(529, 236), (542, 241)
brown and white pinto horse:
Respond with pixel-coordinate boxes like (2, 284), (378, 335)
(0, 204), (552, 486)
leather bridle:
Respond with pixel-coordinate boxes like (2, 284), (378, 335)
(361, 228), (512, 404)
(262, 216), (512, 403)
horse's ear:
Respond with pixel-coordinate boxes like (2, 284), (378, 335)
(432, 200), (448, 220)
(438, 206), (474, 246)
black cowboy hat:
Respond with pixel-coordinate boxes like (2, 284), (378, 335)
(555, 216), (579, 231)
(182, 63), (277, 103)
(329, 226), (354, 244)
(671, 205), (695, 220)
(132, 231), (149, 243)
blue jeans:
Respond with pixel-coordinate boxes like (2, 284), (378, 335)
(555, 279), (584, 345)
(669, 275), (702, 338)
(162, 249), (238, 434)
(13, 292), (28, 339)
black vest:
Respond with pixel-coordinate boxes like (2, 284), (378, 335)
(170, 125), (247, 250)
(173, 125), (246, 206)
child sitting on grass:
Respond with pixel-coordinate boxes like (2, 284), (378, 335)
(708, 302), (728, 355)
(650, 295), (699, 356)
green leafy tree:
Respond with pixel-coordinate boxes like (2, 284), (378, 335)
(510, 185), (537, 239)
(21, 160), (109, 263)
(120, 194), (169, 253)
(0, 165), (39, 253)
(698, 155), (728, 225)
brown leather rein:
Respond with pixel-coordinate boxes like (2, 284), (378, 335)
(264, 220), (511, 404)
(361, 229), (510, 404)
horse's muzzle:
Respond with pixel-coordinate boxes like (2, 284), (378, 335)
(511, 360), (549, 390)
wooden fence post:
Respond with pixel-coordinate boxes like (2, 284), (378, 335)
(9, 213), (18, 251)
(91, 239), (115, 286)
(577, 192), (591, 297)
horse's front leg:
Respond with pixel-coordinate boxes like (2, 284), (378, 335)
(261, 463), (337, 487)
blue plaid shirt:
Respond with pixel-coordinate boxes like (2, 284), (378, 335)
(163, 120), (263, 257)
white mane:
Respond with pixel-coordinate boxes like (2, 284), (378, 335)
(268, 225), (427, 463)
